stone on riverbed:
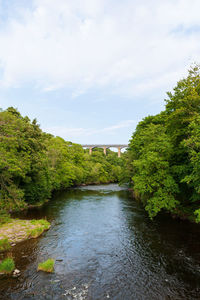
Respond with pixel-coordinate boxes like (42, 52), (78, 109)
(13, 269), (21, 277)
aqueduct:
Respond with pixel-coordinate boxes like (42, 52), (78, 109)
(82, 144), (128, 158)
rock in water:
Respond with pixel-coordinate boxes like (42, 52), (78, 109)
(13, 269), (20, 277)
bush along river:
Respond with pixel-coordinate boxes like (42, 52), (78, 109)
(1, 184), (200, 300)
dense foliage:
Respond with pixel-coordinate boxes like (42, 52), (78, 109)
(122, 66), (200, 222)
(0, 108), (123, 217)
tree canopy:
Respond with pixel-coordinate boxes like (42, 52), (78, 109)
(0, 108), (124, 218)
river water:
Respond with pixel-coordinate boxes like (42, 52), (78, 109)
(1, 184), (200, 299)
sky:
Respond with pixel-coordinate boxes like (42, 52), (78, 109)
(0, 0), (200, 144)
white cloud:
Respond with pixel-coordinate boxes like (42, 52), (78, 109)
(0, 0), (200, 97)
(43, 119), (136, 141)
(99, 120), (136, 133)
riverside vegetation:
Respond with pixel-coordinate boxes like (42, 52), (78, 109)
(122, 65), (200, 222)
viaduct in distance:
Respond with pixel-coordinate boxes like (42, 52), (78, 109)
(82, 144), (128, 158)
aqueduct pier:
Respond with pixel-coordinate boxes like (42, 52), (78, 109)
(82, 144), (128, 158)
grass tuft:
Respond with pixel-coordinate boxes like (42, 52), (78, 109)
(0, 258), (15, 274)
(30, 219), (50, 229)
(27, 219), (50, 238)
(0, 238), (11, 252)
(28, 227), (44, 238)
(37, 259), (55, 273)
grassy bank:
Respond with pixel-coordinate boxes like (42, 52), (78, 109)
(0, 219), (50, 252)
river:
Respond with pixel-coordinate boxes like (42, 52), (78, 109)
(1, 184), (200, 299)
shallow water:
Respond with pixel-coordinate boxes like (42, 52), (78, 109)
(1, 184), (200, 299)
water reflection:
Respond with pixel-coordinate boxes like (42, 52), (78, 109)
(1, 184), (200, 299)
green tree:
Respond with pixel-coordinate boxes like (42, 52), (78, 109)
(0, 108), (123, 215)
(123, 65), (200, 221)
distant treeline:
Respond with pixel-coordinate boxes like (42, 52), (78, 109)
(122, 65), (200, 222)
(0, 107), (123, 214)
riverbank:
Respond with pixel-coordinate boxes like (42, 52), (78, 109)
(130, 188), (199, 223)
(0, 219), (50, 252)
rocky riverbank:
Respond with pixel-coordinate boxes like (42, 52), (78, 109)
(0, 219), (50, 252)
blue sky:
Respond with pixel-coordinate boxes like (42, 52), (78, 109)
(0, 0), (200, 144)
